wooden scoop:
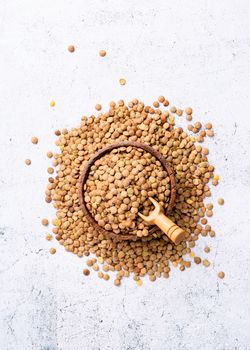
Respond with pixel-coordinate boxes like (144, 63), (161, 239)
(139, 197), (185, 245)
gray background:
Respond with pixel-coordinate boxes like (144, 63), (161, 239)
(0, 0), (250, 349)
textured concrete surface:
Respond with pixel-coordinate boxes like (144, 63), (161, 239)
(1, 1), (250, 349)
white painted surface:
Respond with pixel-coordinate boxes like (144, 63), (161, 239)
(1, 1), (250, 349)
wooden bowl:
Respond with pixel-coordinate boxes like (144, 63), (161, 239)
(78, 141), (176, 241)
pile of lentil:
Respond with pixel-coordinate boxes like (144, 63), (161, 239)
(43, 97), (224, 285)
(84, 147), (171, 237)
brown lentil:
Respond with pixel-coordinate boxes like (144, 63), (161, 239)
(203, 259), (210, 267)
(218, 271), (225, 279)
(95, 104), (102, 111)
(99, 50), (106, 57)
(204, 246), (210, 253)
(205, 123), (212, 130)
(185, 107), (192, 115)
(119, 78), (126, 85)
(41, 218), (49, 226)
(114, 279), (121, 286)
(31, 136), (38, 144)
(47, 152), (53, 158)
(25, 159), (31, 166)
(45, 98), (218, 283)
(217, 198), (224, 205)
(47, 167), (54, 174)
(68, 45), (75, 53)
(194, 257), (201, 264)
(49, 248), (56, 254)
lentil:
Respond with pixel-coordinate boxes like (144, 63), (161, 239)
(217, 198), (224, 205)
(49, 248), (56, 254)
(68, 45), (75, 53)
(119, 78), (126, 85)
(99, 50), (106, 57)
(194, 257), (201, 264)
(41, 218), (49, 226)
(45, 98), (218, 283)
(185, 107), (192, 115)
(47, 152), (53, 158)
(95, 104), (102, 111)
(83, 269), (90, 276)
(203, 259), (210, 267)
(218, 271), (225, 279)
(31, 136), (38, 144)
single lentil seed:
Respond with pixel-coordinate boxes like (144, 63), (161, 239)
(119, 78), (126, 85)
(204, 246), (210, 253)
(99, 50), (106, 57)
(217, 198), (224, 205)
(194, 257), (201, 264)
(68, 45), (75, 53)
(203, 259), (210, 267)
(95, 104), (102, 111)
(47, 152), (53, 158)
(185, 107), (192, 115)
(42, 218), (49, 226)
(31, 136), (38, 144)
(114, 279), (121, 286)
(49, 248), (56, 254)
(218, 271), (225, 279)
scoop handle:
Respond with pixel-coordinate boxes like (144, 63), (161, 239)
(154, 213), (185, 245)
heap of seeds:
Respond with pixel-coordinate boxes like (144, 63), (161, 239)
(44, 97), (221, 284)
(84, 147), (171, 237)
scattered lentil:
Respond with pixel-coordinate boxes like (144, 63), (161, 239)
(98, 271), (104, 278)
(185, 107), (192, 115)
(158, 96), (165, 103)
(25, 159), (31, 166)
(218, 271), (225, 279)
(114, 279), (121, 286)
(49, 248), (56, 254)
(83, 269), (90, 276)
(217, 198), (224, 205)
(205, 123), (212, 130)
(206, 129), (214, 137)
(203, 259), (210, 267)
(68, 45), (75, 53)
(95, 104), (102, 111)
(47, 167), (54, 174)
(47, 151), (53, 158)
(194, 257), (201, 264)
(136, 279), (143, 286)
(103, 274), (110, 281)
(41, 218), (49, 226)
(99, 50), (106, 57)
(119, 78), (126, 85)
(31, 136), (38, 144)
